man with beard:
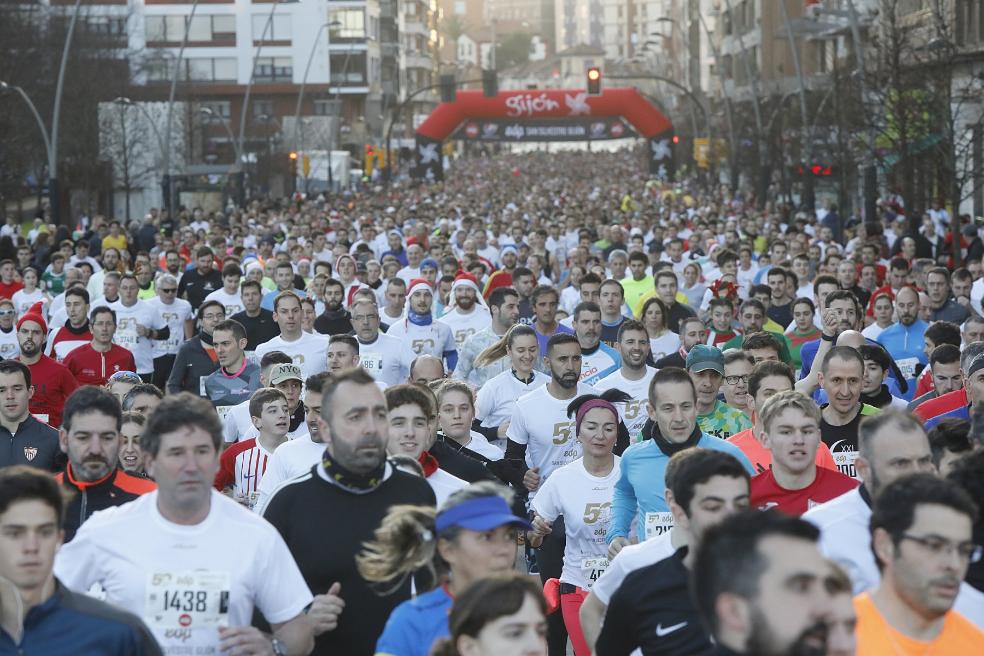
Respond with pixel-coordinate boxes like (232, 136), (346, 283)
(385, 279), (458, 372)
(16, 303), (78, 427)
(692, 510), (836, 656)
(45, 287), (91, 362)
(805, 410), (936, 594)
(573, 302), (621, 385)
(855, 474), (984, 649)
(454, 286), (520, 387)
(594, 449), (751, 655)
(512, 266), (537, 326)
(607, 368), (754, 556)
(877, 286), (928, 398)
(261, 367), (435, 656)
(177, 246), (223, 310)
(438, 272), (492, 348)
(55, 386), (155, 541)
(595, 320), (657, 438)
(817, 346), (880, 479)
(314, 278), (353, 335)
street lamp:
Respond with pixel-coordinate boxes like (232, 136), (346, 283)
(292, 19), (343, 153)
(237, 0), (301, 173)
(200, 106), (241, 163)
(0, 81), (53, 179)
(113, 97), (168, 172)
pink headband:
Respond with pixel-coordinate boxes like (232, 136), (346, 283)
(575, 398), (619, 436)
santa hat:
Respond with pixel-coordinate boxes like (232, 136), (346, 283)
(482, 270), (514, 300)
(17, 302), (46, 335)
(406, 278), (434, 299)
(447, 271), (488, 310)
(347, 283), (369, 307)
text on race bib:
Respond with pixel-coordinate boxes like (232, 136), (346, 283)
(145, 571), (231, 630)
(581, 558), (610, 589)
(645, 512), (674, 541)
(360, 352), (383, 371)
(833, 450), (860, 480)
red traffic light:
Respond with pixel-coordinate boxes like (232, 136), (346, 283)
(672, 135), (680, 145)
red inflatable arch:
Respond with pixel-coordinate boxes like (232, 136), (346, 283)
(412, 87), (675, 180)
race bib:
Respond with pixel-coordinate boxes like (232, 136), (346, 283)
(896, 357), (919, 380)
(216, 406), (233, 423)
(145, 571), (231, 630)
(581, 558), (610, 589)
(360, 352), (383, 372)
(833, 450), (860, 479)
(644, 512), (674, 541)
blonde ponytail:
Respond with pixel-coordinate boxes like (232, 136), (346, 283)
(356, 505), (441, 593)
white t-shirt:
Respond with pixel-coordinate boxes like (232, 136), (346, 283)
(476, 369), (550, 432)
(438, 307), (492, 349)
(384, 318), (457, 369)
(205, 288), (245, 317)
(357, 332), (408, 386)
(591, 529), (677, 605)
(109, 299), (169, 374)
(428, 468), (468, 506)
(254, 332), (329, 381)
(147, 297), (194, 358)
(0, 326), (20, 360)
(12, 288), (45, 318)
(532, 457), (621, 590)
(861, 322), (887, 341)
(593, 366), (657, 438)
(54, 491), (313, 655)
(452, 431), (504, 461)
(396, 266), (421, 283)
(506, 382), (596, 496)
(253, 435), (325, 515)
(648, 332), (681, 362)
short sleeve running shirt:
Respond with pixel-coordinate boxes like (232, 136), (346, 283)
(593, 367), (657, 438)
(54, 491), (313, 654)
(697, 399), (752, 440)
(532, 457), (621, 589)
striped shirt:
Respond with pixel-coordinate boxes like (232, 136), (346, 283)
(214, 438), (276, 506)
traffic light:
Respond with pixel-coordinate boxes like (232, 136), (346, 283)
(672, 135), (680, 145)
(288, 151), (298, 177)
(586, 67), (602, 96)
(440, 74), (456, 103)
(365, 144), (375, 174)
(482, 69), (498, 98)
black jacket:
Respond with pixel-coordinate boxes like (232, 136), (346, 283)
(596, 548), (713, 656)
(0, 416), (63, 472)
(166, 333), (219, 395)
(57, 465), (156, 541)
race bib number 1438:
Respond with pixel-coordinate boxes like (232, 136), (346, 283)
(146, 571), (231, 630)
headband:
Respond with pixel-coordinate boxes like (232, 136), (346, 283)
(575, 398), (620, 437)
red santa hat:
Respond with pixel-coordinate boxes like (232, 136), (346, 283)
(406, 278), (434, 298)
(16, 302), (46, 335)
(447, 271), (487, 309)
(482, 270), (514, 300)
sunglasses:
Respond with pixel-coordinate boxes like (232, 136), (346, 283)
(0, 310), (15, 317)
(160, 288), (177, 293)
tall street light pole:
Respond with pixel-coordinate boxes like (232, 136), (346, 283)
(0, 81), (53, 181)
(162, 0), (203, 216)
(50, 0), (84, 228)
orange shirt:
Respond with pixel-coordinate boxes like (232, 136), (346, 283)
(727, 427), (837, 475)
(854, 592), (984, 655)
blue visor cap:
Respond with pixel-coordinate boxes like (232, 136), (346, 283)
(435, 496), (532, 533)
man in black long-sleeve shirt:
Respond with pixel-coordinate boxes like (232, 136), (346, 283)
(262, 368), (435, 656)
(177, 246), (223, 310)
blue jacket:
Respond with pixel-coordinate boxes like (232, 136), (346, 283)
(375, 586), (453, 656)
(0, 580), (161, 655)
(606, 433), (755, 543)
(877, 320), (929, 400)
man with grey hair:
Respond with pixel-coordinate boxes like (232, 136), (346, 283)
(148, 273), (194, 389)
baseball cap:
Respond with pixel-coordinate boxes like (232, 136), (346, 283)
(108, 371), (142, 385)
(686, 344), (724, 376)
(269, 364), (302, 386)
(435, 496), (532, 533)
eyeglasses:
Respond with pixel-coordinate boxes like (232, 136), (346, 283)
(0, 310), (15, 317)
(160, 288), (177, 294)
(202, 313), (225, 322)
(724, 375), (749, 386)
(900, 533), (983, 563)
(352, 314), (379, 323)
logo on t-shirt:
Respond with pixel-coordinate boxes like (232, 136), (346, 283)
(23, 447), (37, 461)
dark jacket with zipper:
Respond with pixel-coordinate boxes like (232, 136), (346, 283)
(0, 580), (162, 655)
(0, 415), (63, 472)
(56, 465), (156, 542)
(165, 332), (219, 395)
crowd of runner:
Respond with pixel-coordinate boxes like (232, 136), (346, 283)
(0, 149), (981, 655)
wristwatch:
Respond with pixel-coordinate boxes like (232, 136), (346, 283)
(271, 637), (288, 656)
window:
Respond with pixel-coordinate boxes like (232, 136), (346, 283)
(185, 58), (237, 82)
(313, 99), (341, 115)
(255, 57), (293, 81)
(201, 101), (231, 118)
(145, 14), (236, 42)
(252, 13), (291, 41)
(329, 7), (365, 40)
(330, 52), (367, 84)
(253, 100), (275, 119)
